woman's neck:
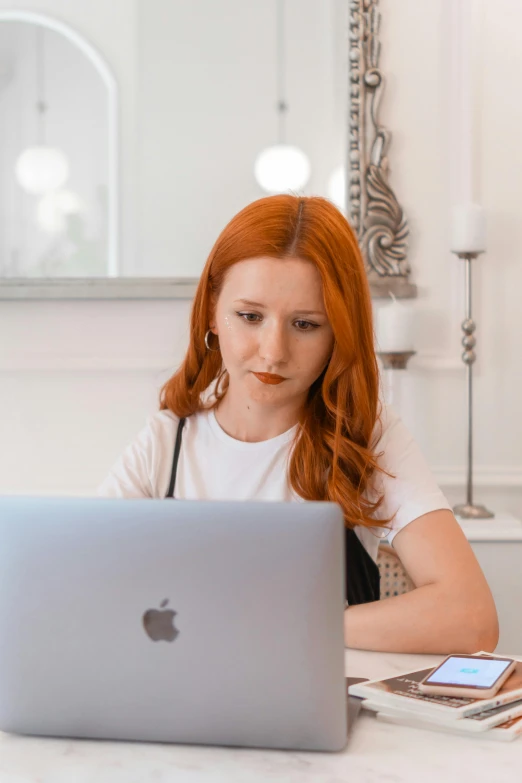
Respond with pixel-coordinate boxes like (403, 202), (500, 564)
(214, 392), (302, 443)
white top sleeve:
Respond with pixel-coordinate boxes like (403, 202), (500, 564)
(366, 405), (452, 546)
(96, 410), (179, 498)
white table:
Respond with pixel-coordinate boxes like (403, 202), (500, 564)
(1, 649), (521, 782)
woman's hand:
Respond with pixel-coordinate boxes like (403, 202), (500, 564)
(344, 509), (499, 654)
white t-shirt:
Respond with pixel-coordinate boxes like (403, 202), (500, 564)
(97, 404), (451, 563)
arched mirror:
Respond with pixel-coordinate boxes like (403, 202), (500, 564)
(0, 10), (117, 279)
(0, 1), (349, 298)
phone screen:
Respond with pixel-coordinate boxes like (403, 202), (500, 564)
(426, 656), (513, 689)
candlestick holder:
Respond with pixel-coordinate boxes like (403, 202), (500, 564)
(377, 351), (416, 371)
(377, 351), (416, 409)
(452, 251), (494, 519)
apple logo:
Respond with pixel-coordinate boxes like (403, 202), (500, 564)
(142, 599), (179, 642)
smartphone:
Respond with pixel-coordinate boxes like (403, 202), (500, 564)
(418, 654), (517, 699)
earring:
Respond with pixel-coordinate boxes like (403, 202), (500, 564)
(204, 329), (219, 351)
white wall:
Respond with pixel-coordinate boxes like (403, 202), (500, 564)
(0, 298), (192, 494)
(0, 0), (520, 524)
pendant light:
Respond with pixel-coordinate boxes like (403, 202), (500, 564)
(15, 26), (70, 195)
(254, 0), (310, 194)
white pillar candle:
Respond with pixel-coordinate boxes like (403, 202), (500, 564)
(450, 202), (487, 254)
(375, 296), (414, 353)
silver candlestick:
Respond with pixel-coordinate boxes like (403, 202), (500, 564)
(452, 252), (494, 519)
(377, 351), (416, 371)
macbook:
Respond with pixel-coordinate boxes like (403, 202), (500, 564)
(0, 496), (347, 751)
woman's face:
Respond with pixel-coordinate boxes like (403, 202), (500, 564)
(211, 256), (334, 409)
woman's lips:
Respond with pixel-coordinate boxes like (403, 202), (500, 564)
(252, 372), (286, 385)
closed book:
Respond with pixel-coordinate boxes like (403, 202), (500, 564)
(348, 655), (522, 720)
(364, 696), (522, 732)
(375, 709), (522, 742)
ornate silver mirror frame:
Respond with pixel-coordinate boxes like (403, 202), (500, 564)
(348, 0), (416, 299)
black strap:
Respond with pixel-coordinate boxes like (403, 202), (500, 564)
(165, 417), (186, 498)
(165, 415), (379, 604)
(344, 528), (380, 605)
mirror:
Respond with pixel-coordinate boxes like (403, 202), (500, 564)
(0, 1), (348, 296)
(0, 10), (116, 280)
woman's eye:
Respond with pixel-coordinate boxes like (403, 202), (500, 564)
(236, 312), (319, 331)
(237, 311), (261, 323)
(295, 320), (318, 331)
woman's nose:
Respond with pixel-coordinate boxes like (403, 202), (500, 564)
(258, 323), (290, 365)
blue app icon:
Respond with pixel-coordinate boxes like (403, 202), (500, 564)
(460, 667), (480, 674)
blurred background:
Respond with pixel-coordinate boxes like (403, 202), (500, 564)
(0, 0), (520, 534)
(0, 0), (347, 278)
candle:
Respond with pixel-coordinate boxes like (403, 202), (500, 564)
(375, 296), (414, 353)
(450, 202), (487, 254)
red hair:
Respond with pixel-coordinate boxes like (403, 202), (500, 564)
(160, 194), (389, 531)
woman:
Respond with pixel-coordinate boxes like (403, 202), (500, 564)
(98, 194), (498, 654)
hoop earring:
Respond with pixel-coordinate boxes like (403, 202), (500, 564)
(204, 329), (219, 351)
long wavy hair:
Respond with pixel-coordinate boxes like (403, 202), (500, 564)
(160, 194), (390, 531)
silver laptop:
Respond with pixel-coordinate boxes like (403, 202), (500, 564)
(0, 497), (347, 752)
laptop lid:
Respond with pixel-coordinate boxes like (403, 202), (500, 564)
(0, 497), (347, 751)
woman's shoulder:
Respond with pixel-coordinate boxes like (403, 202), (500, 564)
(367, 403), (451, 540)
(370, 404), (430, 472)
(125, 409), (181, 456)
(143, 408), (214, 455)
(145, 408), (181, 438)
(370, 403), (403, 450)
(96, 409), (182, 498)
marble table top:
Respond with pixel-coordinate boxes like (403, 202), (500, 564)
(0, 648), (521, 782)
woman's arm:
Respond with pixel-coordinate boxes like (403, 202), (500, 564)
(344, 509), (499, 654)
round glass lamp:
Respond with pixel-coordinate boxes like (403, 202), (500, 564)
(254, 144), (310, 194)
(15, 146), (70, 195)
